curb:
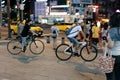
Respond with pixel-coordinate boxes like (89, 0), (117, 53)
(0, 40), (10, 45)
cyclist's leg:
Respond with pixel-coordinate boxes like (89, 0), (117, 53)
(22, 37), (27, 51)
(67, 37), (79, 56)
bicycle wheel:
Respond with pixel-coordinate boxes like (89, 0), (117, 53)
(80, 45), (98, 62)
(55, 44), (72, 61)
(29, 40), (45, 55)
(7, 39), (22, 55)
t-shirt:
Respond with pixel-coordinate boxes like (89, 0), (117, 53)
(21, 24), (30, 37)
(92, 26), (100, 38)
(51, 26), (59, 38)
(67, 25), (82, 38)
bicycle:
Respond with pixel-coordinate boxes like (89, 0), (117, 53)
(55, 41), (98, 62)
(7, 31), (45, 55)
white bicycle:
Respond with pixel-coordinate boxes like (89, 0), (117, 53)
(55, 41), (98, 62)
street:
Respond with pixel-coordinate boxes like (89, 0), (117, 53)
(0, 33), (106, 80)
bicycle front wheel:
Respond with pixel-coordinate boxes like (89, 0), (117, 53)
(55, 44), (72, 61)
(29, 40), (45, 55)
(7, 39), (22, 55)
(80, 45), (98, 62)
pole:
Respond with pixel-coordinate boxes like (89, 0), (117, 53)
(0, 0), (2, 28)
(16, 0), (20, 21)
(21, 0), (23, 21)
(7, 0), (11, 38)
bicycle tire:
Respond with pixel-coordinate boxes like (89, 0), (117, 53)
(29, 40), (45, 55)
(80, 45), (98, 62)
(55, 44), (72, 61)
(7, 39), (22, 55)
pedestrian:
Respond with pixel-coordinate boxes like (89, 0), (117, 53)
(91, 21), (100, 49)
(85, 21), (91, 39)
(101, 22), (108, 48)
(51, 23), (59, 50)
(21, 19), (32, 52)
(105, 12), (120, 80)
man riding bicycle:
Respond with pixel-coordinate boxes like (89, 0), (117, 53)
(67, 19), (86, 56)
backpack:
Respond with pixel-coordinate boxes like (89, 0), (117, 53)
(65, 28), (73, 35)
(65, 27), (79, 36)
(52, 30), (57, 38)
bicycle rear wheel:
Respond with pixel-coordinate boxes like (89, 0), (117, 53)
(80, 45), (98, 62)
(55, 44), (72, 61)
(29, 40), (45, 55)
(7, 39), (22, 55)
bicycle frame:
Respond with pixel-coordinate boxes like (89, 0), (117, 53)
(64, 41), (87, 54)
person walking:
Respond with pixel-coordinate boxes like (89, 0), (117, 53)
(51, 23), (59, 50)
(105, 12), (120, 80)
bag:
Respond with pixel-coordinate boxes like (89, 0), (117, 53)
(107, 33), (114, 49)
(65, 28), (73, 35)
(65, 27), (78, 35)
(52, 30), (57, 38)
(98, 47), (115, 73)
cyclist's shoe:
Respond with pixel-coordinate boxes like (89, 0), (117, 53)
(22, 46), (26, 52)
(72, 52), (79, 57)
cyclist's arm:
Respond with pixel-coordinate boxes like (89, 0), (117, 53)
(29, 30), (38, 36)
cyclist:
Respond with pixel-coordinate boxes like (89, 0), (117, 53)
(67, 20), (86, 56)
(21, 19), (32, 52)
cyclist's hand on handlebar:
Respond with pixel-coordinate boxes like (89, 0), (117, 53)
(30, 30), (38, 36)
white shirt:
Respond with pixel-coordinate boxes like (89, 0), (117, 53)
(67, 25), (82, 38)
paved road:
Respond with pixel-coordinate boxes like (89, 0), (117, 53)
(0, 36), (106, 80)
(0, 26), (106, 80)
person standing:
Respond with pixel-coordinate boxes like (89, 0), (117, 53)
(91, 22), (100, 49)
(101, 22), (109, 48)
(51, 23), (59, 50)
(105, 12), (120, 80)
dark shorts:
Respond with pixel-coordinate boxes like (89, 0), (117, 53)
(92, 38), (99, 43)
